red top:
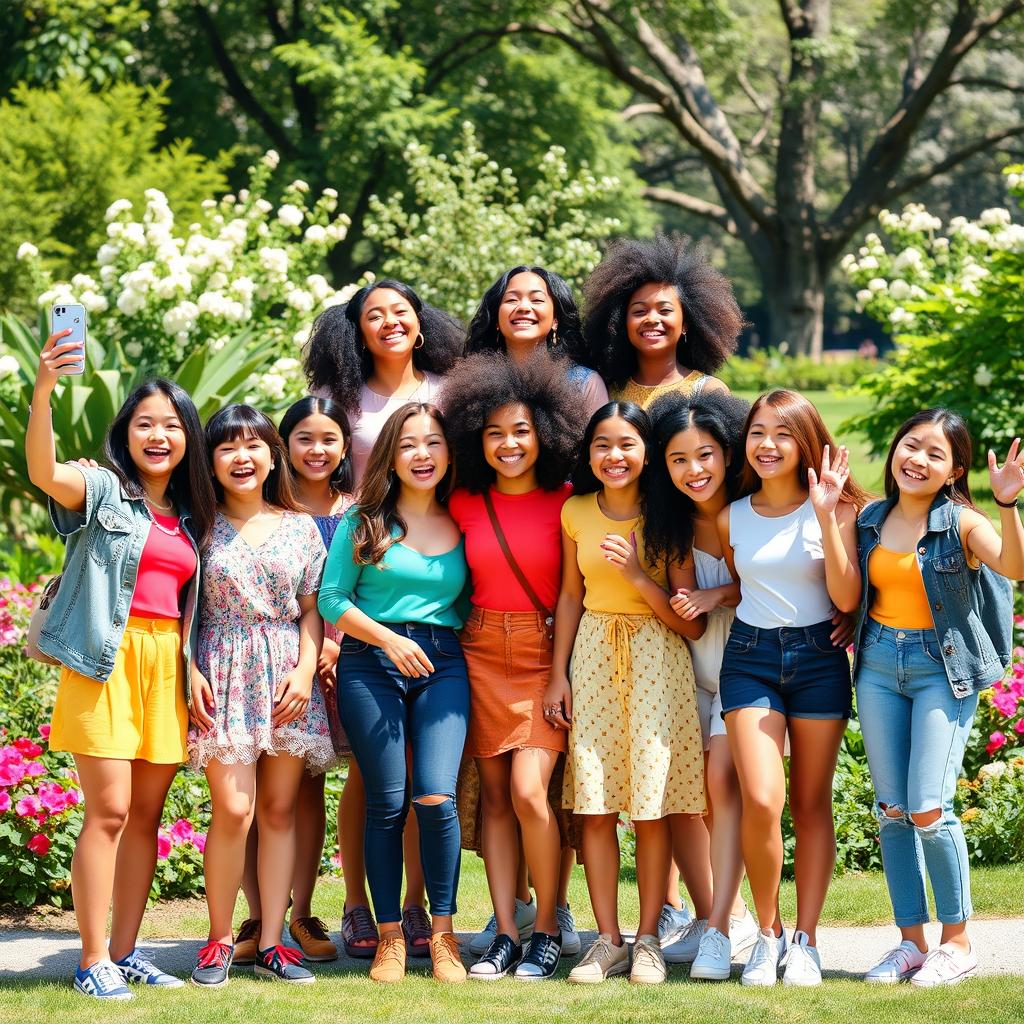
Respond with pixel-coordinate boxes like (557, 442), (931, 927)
(448, 484), (570, 612)
(129, 513), (198, 619)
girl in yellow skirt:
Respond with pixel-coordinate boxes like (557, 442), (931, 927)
(545, 400), (706, 986)
(27, 329), (216, 999)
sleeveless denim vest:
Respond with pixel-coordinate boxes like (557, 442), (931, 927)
(39, 466), (200, 700)
(854, 494), (1013, 697)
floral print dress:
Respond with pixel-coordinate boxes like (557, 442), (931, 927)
(188, 510), (333, 773)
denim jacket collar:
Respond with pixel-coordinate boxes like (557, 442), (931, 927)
(858, 491), (954, 535)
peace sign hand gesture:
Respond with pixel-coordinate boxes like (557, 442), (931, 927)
(808, 444), (850, 517)
(988, 438), (1024, 507)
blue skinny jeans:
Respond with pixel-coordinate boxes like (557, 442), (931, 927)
(337, 623), (469, 923)
(855, 618), (978, 926)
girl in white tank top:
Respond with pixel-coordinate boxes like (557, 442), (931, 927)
(717, 390), (866, 987)
(644, 391), (760, 976)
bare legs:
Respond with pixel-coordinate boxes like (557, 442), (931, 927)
(668, 815), (713, 920)
(704, 737), (747, 934)
(71, 755), (177, 968)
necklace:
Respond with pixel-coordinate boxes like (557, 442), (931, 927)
(145, 493), (174, 512)
(149, 513), (181, 538)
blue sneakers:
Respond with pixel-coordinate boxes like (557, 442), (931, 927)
(74, 959), (133, 1000)
(115, 948), (184, 988)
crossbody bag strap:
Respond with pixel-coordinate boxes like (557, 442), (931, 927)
(482, 490), (553, 619)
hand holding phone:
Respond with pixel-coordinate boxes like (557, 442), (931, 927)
(48, 304), (87, 376)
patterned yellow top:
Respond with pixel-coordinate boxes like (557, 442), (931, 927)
(611, 369), (706, 410)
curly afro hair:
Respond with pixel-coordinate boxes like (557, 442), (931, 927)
(582, 235), (744, 389)
(303, 278), (464, 415)
(642, 390), (751, 566)
(464, 265), (593, 368)
(438, 350), (582, 493)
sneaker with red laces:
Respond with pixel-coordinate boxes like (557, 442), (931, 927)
(254, 944), (315, 984)
(190, 940), (233, 988)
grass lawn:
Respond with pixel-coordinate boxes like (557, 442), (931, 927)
(5, 859), (1023, 1023)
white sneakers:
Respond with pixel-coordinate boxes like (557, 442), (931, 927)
(910, 943), (978, 987)
(865, 940), (928, 983)
(740, 929), (789, 987)
(690, 927), (732, 980)
(782, 931), (822, 987)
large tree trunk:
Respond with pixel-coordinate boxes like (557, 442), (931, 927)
(760, 243), (825, 359)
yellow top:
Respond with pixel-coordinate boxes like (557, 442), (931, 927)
(868, 545), (934, 629)
(561, 493), (666, 615)
(610, 370), (705, 410)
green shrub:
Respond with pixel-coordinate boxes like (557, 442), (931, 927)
(958, 759), (1024, 865)
(719, 348), (878, 393)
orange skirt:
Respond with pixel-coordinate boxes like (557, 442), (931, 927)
(460, 607), (566, 759)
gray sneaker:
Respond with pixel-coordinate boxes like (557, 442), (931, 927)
(467, 898), (537, 955)
(556, 904), (582, 956)
(657, 902), (692, 947)
(663, 918), (708, 964)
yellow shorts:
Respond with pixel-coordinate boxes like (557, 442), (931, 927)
(50, 617), (188, 764)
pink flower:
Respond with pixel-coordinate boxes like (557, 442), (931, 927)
(16, 794), (41, 817)
(169, 818), (195, 845)
(38, 724), (51, 741)
(992, 689), (1019, 716)
(986, 731), (1008, 756)
(37, 784), (67, 814)
(24, 761), (45, 778)
(157, 831), (171, 860)
(1014, 719), (1024, 735)
(26, 833), (50, 856)
(0, 762), (26, 788)
(64, 789), (80, 806)
(0, 791), (10, 813)
(192, 832), (206, 854)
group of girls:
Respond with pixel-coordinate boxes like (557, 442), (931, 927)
(29, 233), (1023, 999)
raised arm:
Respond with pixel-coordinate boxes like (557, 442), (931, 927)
(808, 446), (862, 613)
(27, 329), (89, 511)
(963, 440), (1024, 580)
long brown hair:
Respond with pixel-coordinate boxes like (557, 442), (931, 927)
(883, 408), (977, 509)
(205, 404), (303, 512)
(351, 402), (454, 565)
(738, 389), (871, 508)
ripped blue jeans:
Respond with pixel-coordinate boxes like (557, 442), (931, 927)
(855, 618), (979, 926)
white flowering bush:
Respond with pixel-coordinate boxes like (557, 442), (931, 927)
(840, 168), (1024, 466)
(365, 122), (621, 318)
(17, 152), (360, 408)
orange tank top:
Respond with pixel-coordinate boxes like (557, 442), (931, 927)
(868, 545), (934, 629)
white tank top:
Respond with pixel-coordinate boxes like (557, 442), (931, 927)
(688, 547), (735, 696)
(730, 495), (832, 628)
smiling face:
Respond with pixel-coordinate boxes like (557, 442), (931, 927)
(483, 402), (539, 485)
(666, 424), (728, 504)
(496, 272), (557, 353)
(288, 412), (347, 485)
(359, 287), (421, 363)
(213, 431), (273, 498)
(745, 403), (800, 481)
(127, 393), (187, 482)
(589, 415), (647, 490)
(394, 413), (450, 492)
(890, 422), (961, 498)
(626, 282), (686, 358)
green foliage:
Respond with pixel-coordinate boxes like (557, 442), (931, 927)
(0, 312), (270, 508)
(842, 175), (1024, 466)
(957, 760), (1024, 866)
(365, 122), (621, 318)
(0, 76), (229, 312)
(719, 348), (879, 393)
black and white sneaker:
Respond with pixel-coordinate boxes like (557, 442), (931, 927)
(515, 930), (563, 980)
(469, 934), (522, 980)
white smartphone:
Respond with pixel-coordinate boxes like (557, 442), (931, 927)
(49, 304), (87, 376)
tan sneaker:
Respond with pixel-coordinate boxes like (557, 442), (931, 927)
(429, 932), (467, 983)
(233, 918), (260, 966)
(289, 916), (338, 962)
(567, 934), (630, 984)
(369, 934), (406, 983)
(630, 933), (667, 985)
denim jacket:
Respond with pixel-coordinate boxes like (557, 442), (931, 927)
(854, 493), (1013, 697)
(38, 466), (200, 700)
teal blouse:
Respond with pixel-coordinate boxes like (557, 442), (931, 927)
(318, 507), (468, 629)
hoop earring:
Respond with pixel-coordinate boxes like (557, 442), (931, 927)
(413, 335), (425, 349)
(551, 328), (559, 348)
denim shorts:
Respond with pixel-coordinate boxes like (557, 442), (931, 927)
(718, 618), (852, 720)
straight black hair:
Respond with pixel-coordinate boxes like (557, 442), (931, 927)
(104, 379), (216, 548)
(278, 396), (355, 496)
(570, 400), (653, 496)
(205, 404), (302, 511)
(884, 407), (978, 509)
